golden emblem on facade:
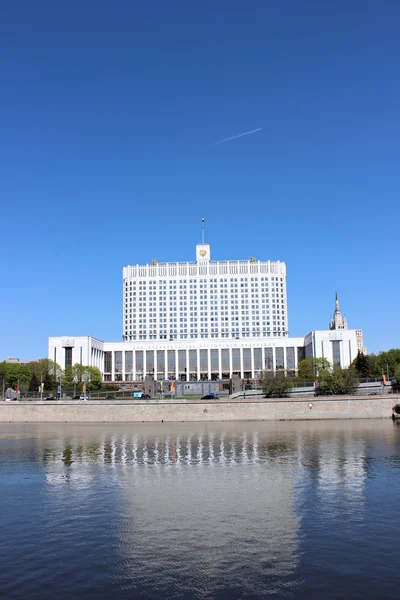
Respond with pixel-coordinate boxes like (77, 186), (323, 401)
(200, 250), (207, 257)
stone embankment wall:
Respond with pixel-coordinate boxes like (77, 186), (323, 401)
(0, 396), (397, 423)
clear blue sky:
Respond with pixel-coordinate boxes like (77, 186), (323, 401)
(1, 0), (399, 360)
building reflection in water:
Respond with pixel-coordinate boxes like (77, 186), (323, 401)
(10, 421), (378, 595)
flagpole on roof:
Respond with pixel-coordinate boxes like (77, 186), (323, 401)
(201, 218), (205, 244)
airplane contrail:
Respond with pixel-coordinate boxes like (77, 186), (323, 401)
(209, 127), (262, 147)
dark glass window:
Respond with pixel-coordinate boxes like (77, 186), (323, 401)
(146, 350), (154, 375)
(232, 349), (240, 371)
(114, 351), (122, 374)
(65, 347), (72, 368)
(275, 347), (284, 369)
(104, 352), (112, 373)
(265, 348), (273, 370)
(254, 348), (262, 371)
(243, 348), (251, 371)
(125, 351), (133, 373)
(286, 347), (295, 370)
(332, 341), (341, 366)
(200, 349), (208, 372)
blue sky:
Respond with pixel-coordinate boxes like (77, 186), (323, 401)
(1, 0), (399, 359)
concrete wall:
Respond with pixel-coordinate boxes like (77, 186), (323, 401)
(0, 397), (396, 423)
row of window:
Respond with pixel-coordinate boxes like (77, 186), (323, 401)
(104, 346), (302, 376)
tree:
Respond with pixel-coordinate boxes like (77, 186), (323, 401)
(297, 358), (331, 381)
(63, 365), (74, 387)
(375, 349), (400, 378)
(352, 352), (370, 379)
(316, 366), (359, 396)
(28, 372), (39, 392)
(43, 370), (54, 392)
(2, 363), (30, 389)
(70, 364), (103, 391)
(261, 370), (294, 398)
(85, 367), (103, 391)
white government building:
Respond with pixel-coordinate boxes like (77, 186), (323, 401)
(48, 240), (365, 382)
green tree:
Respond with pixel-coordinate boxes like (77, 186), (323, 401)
(261, 370), (294, 398)
(28, 372), (40, 392)
(297, 358), (331, 381)
(375, 349), (400, 378)
(85, 366), (103, 391)
(43, 370), (55, 392)
(3, 363), (30, 389)
(72, 363), (86, 383)
(316, 366), (359, 396)
(63, 365), (73, 387)
(352, 352), (370, 379)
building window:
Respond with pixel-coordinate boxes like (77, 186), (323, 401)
(264, 348), (273, 370)
(125, 351), (133, 375)
(104, 352), (112, 373)
(210, 349), (219, 373)
(65, 347), (72, 368)
(146, 350), (154, 375)
(243, 348), (251, 372)
(221, 349), (229, 373)
(253, 348), (262, 371)
(275, 347), (284, 369)
(136, 351), (144, 379)
(332, 341), (341, 366)
(157, 350), (165, 379)
(286, 347), (295, 371)
(114, 351), (122, 374)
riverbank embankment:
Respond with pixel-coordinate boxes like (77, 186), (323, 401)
(0, 395), (397, 422)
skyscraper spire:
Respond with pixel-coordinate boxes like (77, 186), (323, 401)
(329, 292), (347, 330)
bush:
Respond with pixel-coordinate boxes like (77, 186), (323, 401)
(316, 366), (359, 396)
(261, 370), (294, 398)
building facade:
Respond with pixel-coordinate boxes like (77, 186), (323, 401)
(48, 242), (365, 383)
(123, 243), (288, 341)
(49, 328), (360, 382)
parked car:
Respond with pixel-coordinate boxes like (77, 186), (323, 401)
(142, 394), (151, 399)
(201, 393), (219, 400)
(72, 395), (81, 400)
(80, 396), (89, 401)
(45, 396), (56, 401)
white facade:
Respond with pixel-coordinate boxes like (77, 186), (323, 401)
(48, 242), (366, 383)
(304, 330), (359, 369)
(122, 243), (288, 342)
(48, 329), (360, 382)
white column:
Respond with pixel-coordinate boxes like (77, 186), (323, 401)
(229, 348), (233, 378)
(175, 349), (178, 381)
(122, 351), (125, 381)
(111, 352), (115, 381)
(207, 349), (211, 380)
(272, 348), (276, 373)
(186, 348), (189, 381)
(240, 348), (244, 379)
(251, 347), (255, 378)
(218, 348), (222, 379)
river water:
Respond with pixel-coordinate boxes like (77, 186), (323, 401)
(0, 420), (399, 599)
